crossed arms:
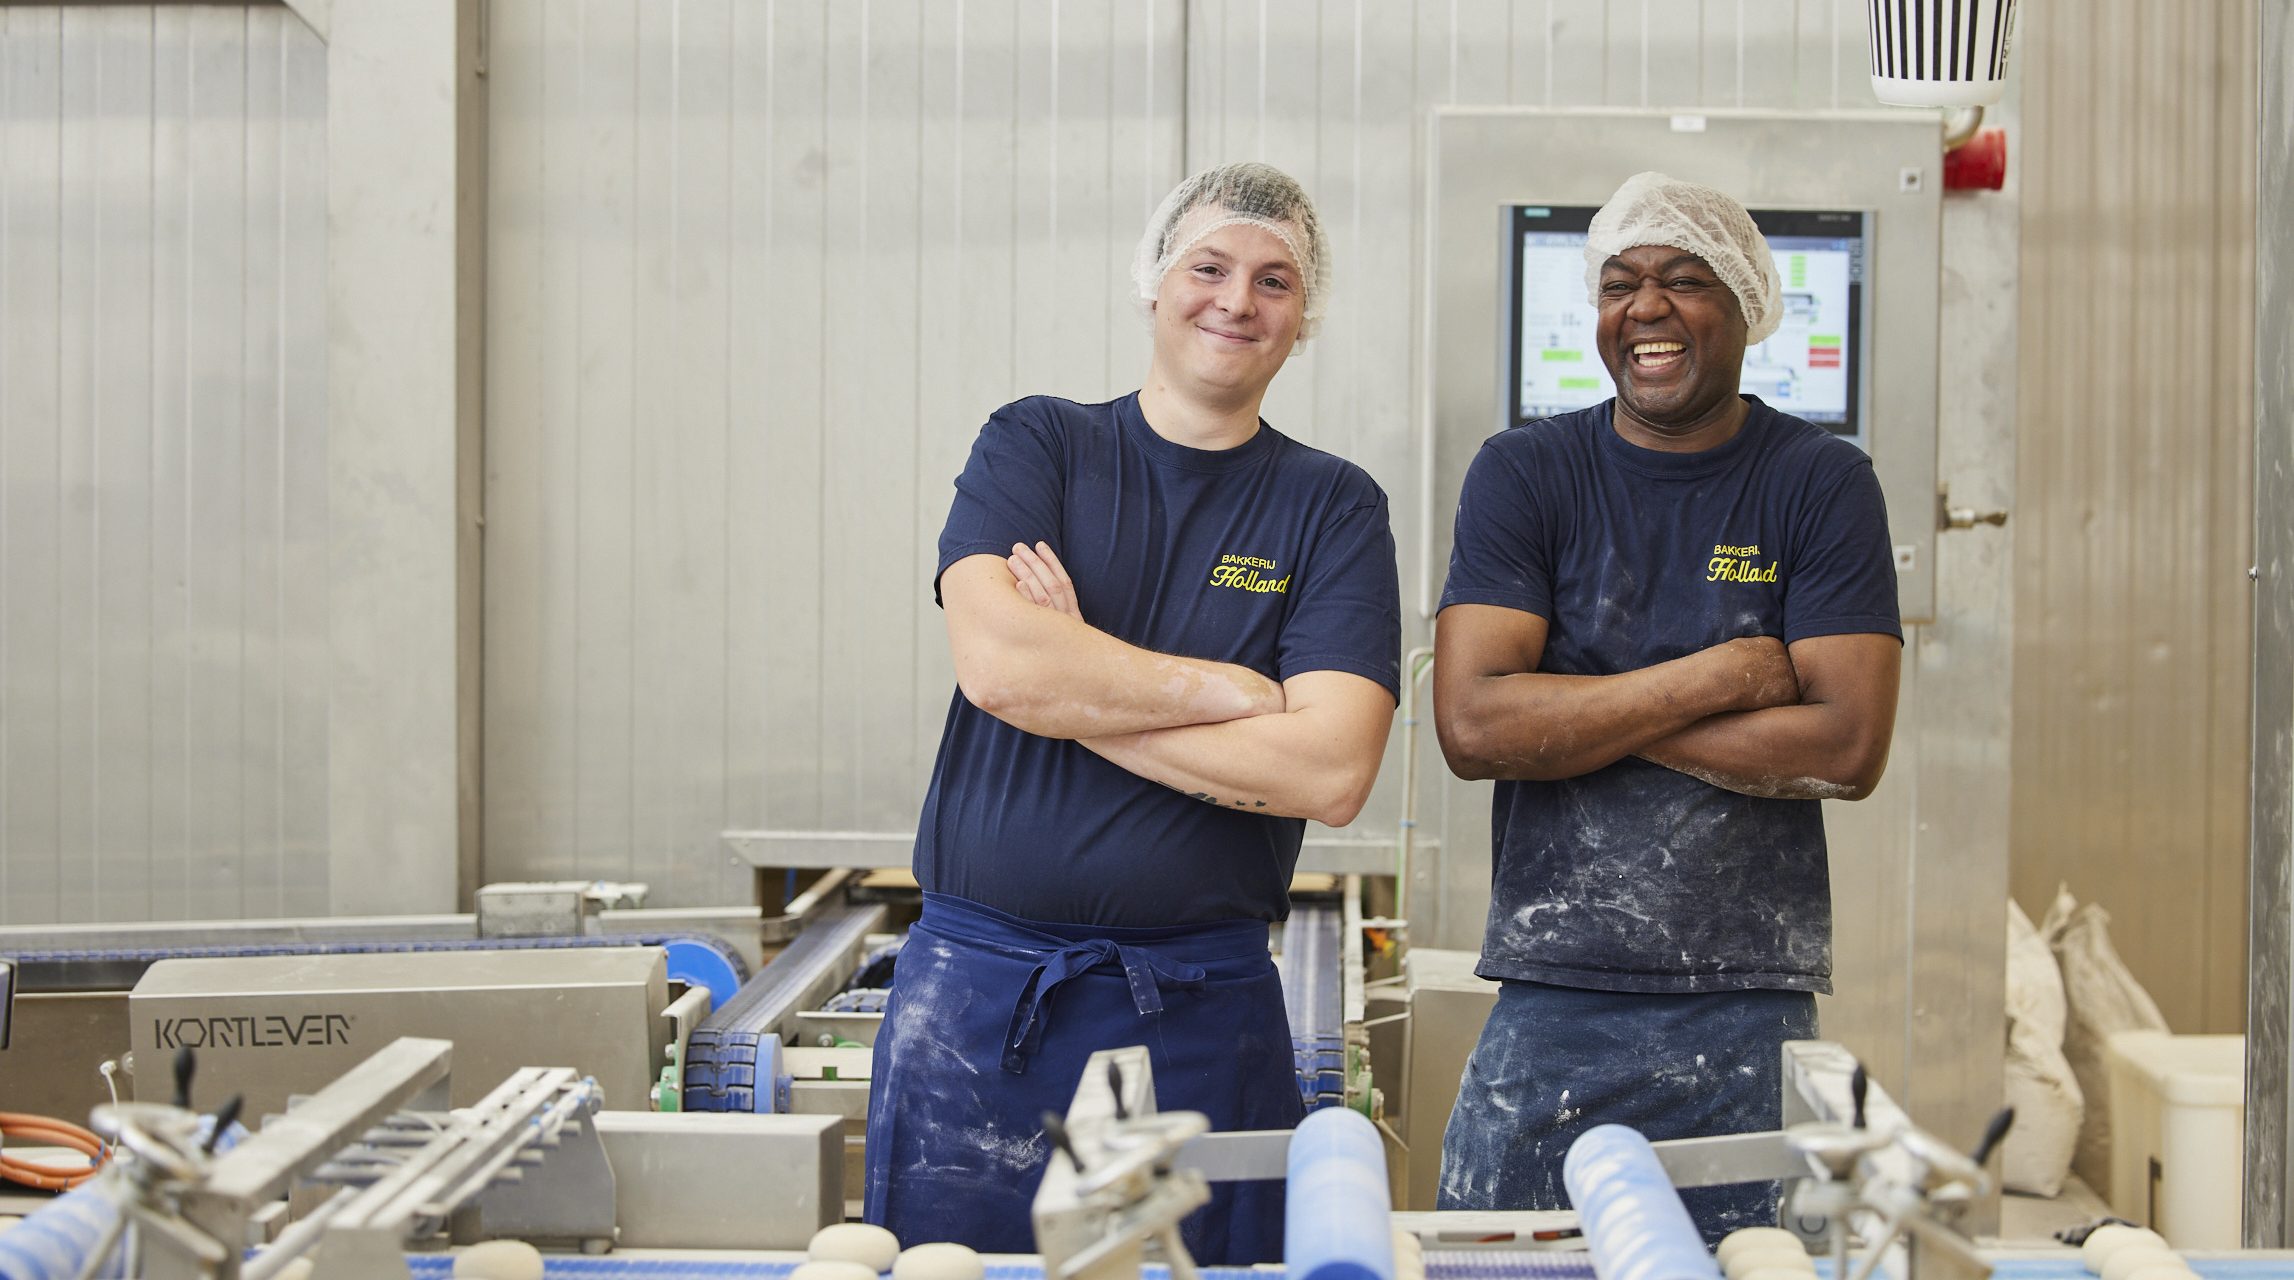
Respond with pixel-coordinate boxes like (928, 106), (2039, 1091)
(940, 547), (1395, 826)
(1431, 604), (1900, 800)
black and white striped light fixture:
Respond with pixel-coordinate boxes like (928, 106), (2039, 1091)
(1867, 0), (2020, 107)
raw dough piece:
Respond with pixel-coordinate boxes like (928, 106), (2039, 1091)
(1726, 1247), (1817, 1280)
(2099, 1247), (2185, 1280)
(2120, 1266), (2199, 1280)
(1391, 1227), (1424, 1259)
(811, 1223), (902, 1272)
(0, 1216), (20, 1234)
(1742, 1268), (1820, 1280)
(452, 1239), (544, 1280)
(793, 1263), (884, 1280)
(2081, 1226), (2168, 1273)
(272, 1261), (315, 1280)
(1717, 1229), (1805, 1268)
(892, 1242), (986, 1280)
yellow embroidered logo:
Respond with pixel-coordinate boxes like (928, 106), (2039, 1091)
(1707, 543), (1781, 584)
(1210, 553), (1290, 594)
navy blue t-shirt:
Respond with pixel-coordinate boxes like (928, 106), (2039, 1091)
(917, 393), (1402, 928)
(1439, 397), (1901, 995)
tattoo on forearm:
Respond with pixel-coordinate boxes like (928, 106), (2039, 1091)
(1184, 790), (1269, 810)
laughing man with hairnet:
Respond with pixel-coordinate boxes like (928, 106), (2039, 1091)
(862, 161), (1400, 1262)
(1431, 172), (1903, 1239)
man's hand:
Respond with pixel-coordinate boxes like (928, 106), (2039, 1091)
(1434, 604), (1801, 782)
(1007, 541), (1083, 621)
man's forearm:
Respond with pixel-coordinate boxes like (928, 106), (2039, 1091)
(954, 604), (1282, 740)
(1636, 704), (1888, 800)
(1080, 707), (1383, 828)
(1439, 639), (1791, 782)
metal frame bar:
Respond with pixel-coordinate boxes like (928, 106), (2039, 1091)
(2248, 0), (2294, 1245)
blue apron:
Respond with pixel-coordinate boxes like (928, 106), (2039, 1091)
(1437, 980), (1819, 1243)
(863, 893), (1304, 1264)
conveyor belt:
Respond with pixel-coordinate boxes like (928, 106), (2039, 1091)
(390, 1257), (2294, 1280)
(398, 1255), (1586, 1280)
(1282, 904), (1347, 1112)
(683, 900), (888, 1113)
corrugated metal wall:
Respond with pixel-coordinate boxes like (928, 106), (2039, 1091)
(482, 0), (1186, 901)
(0, 4), (330, 925)
(2011, 0), (2256, 1033)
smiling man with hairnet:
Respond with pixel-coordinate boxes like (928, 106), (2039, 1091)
(1430, 172), (1903, 1239)
(862, 162), (1400, 1262)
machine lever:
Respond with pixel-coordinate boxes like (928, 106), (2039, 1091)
(1107, 1061), (1129, 1121)
(202, 1095), (245, 1155)
(1041, 1111), (1086, 1171)
(173, 1046), (197, 1108)
(1969, 1106), (2015, 1167)
(1850, 1064), (1867, 1130)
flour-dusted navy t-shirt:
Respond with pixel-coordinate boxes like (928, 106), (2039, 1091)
(917, 393), (1402, 928)
(1440, 397), (1901, 995)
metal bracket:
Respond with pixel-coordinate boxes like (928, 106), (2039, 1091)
(1938, 487), (2009, 530)
(0, 957), (14, 1050)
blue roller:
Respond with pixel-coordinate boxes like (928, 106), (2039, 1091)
(662, 939), (742, 1015)
(1561, 1125), (1720, 1280)
(1284, 1106), (1394, 1280)
(0, 1184), (129, 1280)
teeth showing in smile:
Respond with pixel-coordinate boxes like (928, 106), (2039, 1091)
(1630, 340), (1685, 369)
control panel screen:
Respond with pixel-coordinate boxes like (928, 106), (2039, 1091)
(1507, 205), (1869, 440)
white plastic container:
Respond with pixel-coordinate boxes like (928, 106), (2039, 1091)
(1865, 0), (2019, 107)
(2103, 1030), (2245, 1247)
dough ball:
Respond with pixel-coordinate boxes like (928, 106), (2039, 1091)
(1393, 1246), (1427, 1280)
(793, 1263), (885, 1280)
(2120, 1266), (2198, 1280)
(0, 1216), (20, 1235)
(2100, 1247), (2185, 1280)
(2082, 1226), (2169, 1273)
(271, 1261), (315, 1280)
(1741, 1268), (1821, 1280)
(452, 1239), (544, 1280)
(1725, 1247), (1817, 1280)
(1717, 1229), (1805, 1268)
(892, 1242), (985, 1280)
(1390, 1227), (1424, 1259)
(810, 1223), (902, 1272)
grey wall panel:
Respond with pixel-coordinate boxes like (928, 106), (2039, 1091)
(482, 0), (1186, 896)
(0, 4), (329, 925)
(2011, 0), (2257, 1034)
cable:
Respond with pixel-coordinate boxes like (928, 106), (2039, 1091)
(0, 1112), (110, 1191)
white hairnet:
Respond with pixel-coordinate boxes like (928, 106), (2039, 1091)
(1132, 162), (1331, 340)
(1582, 172), (1783, 346)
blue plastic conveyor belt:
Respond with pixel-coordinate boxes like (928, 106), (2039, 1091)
(399, 1256), (1603, 1280)
(391, 1257), (2294, 1280)
(1282, 904), (1347, 1112)
(683, 901), (885, 1113)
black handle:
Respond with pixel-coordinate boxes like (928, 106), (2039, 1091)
(1040, 1111), (1085, 1170)
(1107, 1060), (1129, 1121)
(1850, 1063), (1868, 1130)
(201, 1095), (245, 1155)
(1971, 1106), (2016, 1167)
(173, 1046), (197, 1109)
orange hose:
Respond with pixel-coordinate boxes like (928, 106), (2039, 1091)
(0, 1111), (109, 1191)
